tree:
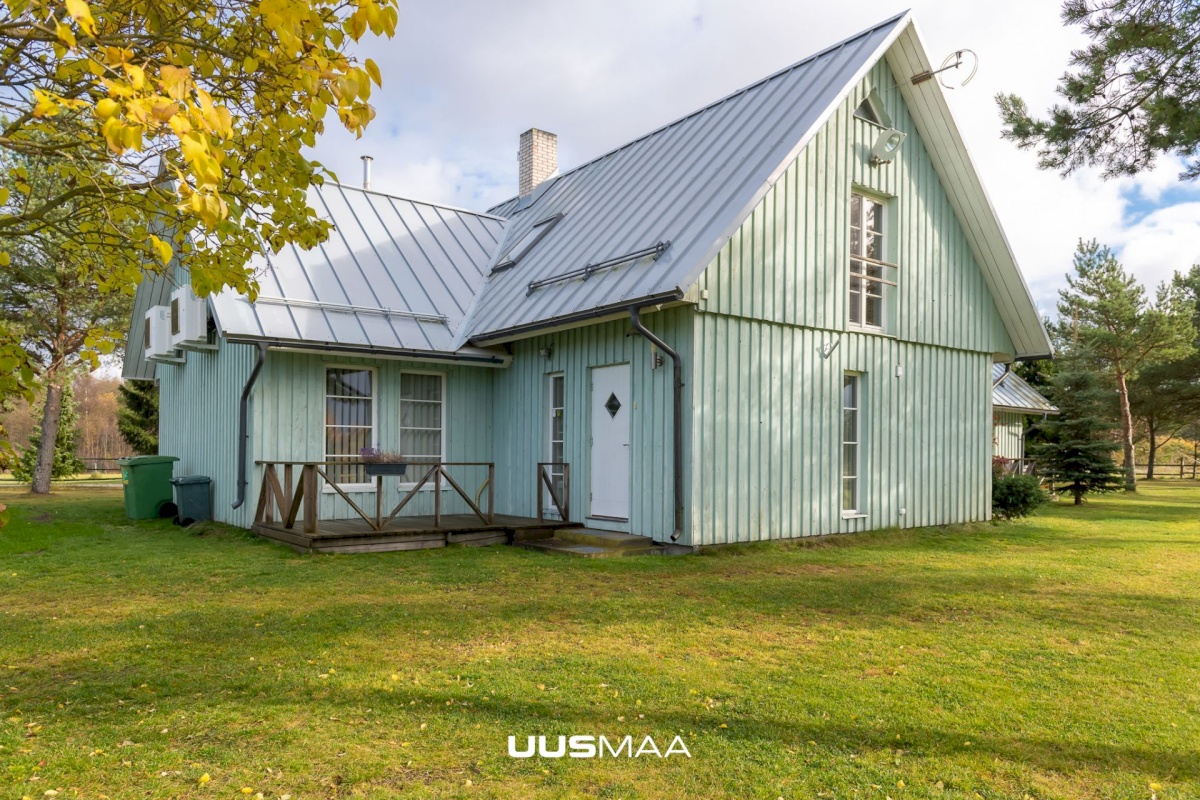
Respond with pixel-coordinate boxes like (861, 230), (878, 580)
(0, 0), (398, 442)
(1032, 368), (1125, 504)
(11, 382), (84, 483)
(997, 0), (1200, 180)
(117, 378), (157, 455)
(1130, 357), (1200, 477)
(1054, 240), (1195, 491)
(0, 148), (131, 493)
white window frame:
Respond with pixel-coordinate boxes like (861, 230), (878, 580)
(842, 372), (865, 518)
(323, 365), (378, 493)
(849, 191), (891, 332)
(544, 372), (565, 517)
(398, 370), (447, 491)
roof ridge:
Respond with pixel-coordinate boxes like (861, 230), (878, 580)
(329, 181), (508, 222)
(518, 10), (912, 192)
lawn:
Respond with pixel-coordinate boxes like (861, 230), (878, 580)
(0, 484), (1197, 800)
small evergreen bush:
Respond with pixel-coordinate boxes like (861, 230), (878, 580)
(992, 474), (1049, 520)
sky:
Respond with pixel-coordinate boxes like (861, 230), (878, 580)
(310, 0), (1200, 319)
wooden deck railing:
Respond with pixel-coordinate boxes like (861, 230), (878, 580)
(536, 462), (570, 524)
(253, 461), (494, 534)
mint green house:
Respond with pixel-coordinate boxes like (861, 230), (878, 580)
(123, 12), (1052, 552)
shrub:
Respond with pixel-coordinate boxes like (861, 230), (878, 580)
(992, 474), (1049, 520)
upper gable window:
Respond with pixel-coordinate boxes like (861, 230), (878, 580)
(492, 213), (564, 273)
(853, 89), (892, 128)
(849, 192), (897, 331)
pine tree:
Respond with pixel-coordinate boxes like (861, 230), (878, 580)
(117, 380), (159, 456)
(1031, 369), (1124, 505)
(11, 383), (85, 483)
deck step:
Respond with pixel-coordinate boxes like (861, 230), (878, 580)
(518, 538), (667, 558)
(552, 528), (657, 549)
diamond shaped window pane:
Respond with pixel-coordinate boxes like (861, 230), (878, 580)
(604, 392), (621, 418)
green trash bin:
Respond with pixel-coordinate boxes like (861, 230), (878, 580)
(117, 456), (179, 519)
(170, 476), (212, 526)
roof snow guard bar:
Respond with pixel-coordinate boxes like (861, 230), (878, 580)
(526, 240), (671, 296)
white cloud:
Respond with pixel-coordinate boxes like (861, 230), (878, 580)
(314, 0), (1200, 316)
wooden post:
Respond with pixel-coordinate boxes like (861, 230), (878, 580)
(434, 466), (442, 528)
(375, 474), (383, 529)
(537, 464), (544, 524)
(562, 462), (570, 522)
(303, 464), (318, 534)
(283, 464), (293, 521)
(487, 463), (495, 524)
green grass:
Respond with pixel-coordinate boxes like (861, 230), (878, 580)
(0, 484), (1197, 800)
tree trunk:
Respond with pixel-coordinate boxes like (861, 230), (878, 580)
(1073, 483), (1083, 505)
(1146, 419), (1158, 480)
(31, 379), (64, 495)
(1115, 370), (1137, 492)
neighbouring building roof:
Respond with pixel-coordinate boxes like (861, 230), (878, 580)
(209, 184), (507, 355)
(992, 363), (1058, 415)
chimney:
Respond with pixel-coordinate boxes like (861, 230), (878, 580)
(360, 155), (373, 190)
(518, 128), (557, 197)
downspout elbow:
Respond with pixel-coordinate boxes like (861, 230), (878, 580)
(231, 342), (268, 509)
(629, 307), (684, 542)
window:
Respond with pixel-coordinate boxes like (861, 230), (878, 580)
(853, 89), (892, 128)
(493, 213), (564, 272)
(546, 374), (565, 511)
(849, 193), (889, 329)
(325, 367), (375, 488)
(400, 372), (444, 483)
(842, 373), (861, 514)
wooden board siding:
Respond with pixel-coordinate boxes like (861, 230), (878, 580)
(689, 314), (992, 545)
(157, 340), (259, 528)
(489, 308), (693, 543)
(993, 411), (1025, 461)
(253, 352), (496, 523)
(694, 60), (1015, 358)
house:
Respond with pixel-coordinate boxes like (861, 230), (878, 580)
(123, 11), (1053, 552)
(992, 364), (1057, 473)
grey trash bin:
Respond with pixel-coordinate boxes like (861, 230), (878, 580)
(170, 476), (212, 526)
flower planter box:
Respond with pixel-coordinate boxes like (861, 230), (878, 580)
(364, 462), (408, 477)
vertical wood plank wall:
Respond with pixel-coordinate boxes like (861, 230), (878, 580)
(993, 412), (1025, 461)
(157, 340), (258, 528)
(686, 60), (1008, 544)
(490, 309), (693, 542)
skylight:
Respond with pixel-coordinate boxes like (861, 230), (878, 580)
(492, 213), (564, 273)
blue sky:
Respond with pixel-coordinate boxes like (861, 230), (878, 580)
(310, 0), (1200, 317)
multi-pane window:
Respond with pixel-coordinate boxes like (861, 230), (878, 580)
(400, 373), (444, 482)
(849, 193), (887, 329)
(842, 373), (861, 513)
(547, 374), (565, 510)
(325, 367), (374, 487)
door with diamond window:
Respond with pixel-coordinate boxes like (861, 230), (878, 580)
(589, 363), (631, 521)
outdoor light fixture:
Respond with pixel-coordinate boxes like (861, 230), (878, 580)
(869, 128), (907, 165)
(539, 346), (553, 359)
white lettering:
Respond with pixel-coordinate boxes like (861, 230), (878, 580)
(537, 735), (566, 758)
(664, 736), (692, 758)
(635, 735), (662, 758)
(508, 736), (535, 758)
(598, 735), (633, 758)
(568, 735), (596, 758)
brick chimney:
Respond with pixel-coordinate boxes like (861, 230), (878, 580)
(518, 128), (557, 197)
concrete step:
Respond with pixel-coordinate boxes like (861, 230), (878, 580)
(553, 527), (656, 549)
(517, 538), (667, 558)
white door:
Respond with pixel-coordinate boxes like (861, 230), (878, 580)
(590, 363), (631, 520)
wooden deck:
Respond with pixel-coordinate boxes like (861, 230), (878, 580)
(252, 514), (577, 554)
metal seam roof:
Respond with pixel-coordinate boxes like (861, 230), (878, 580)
(460, 13), (912, 343)
(208, 184), (506, 354)
(992, 363), (1058, 414)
